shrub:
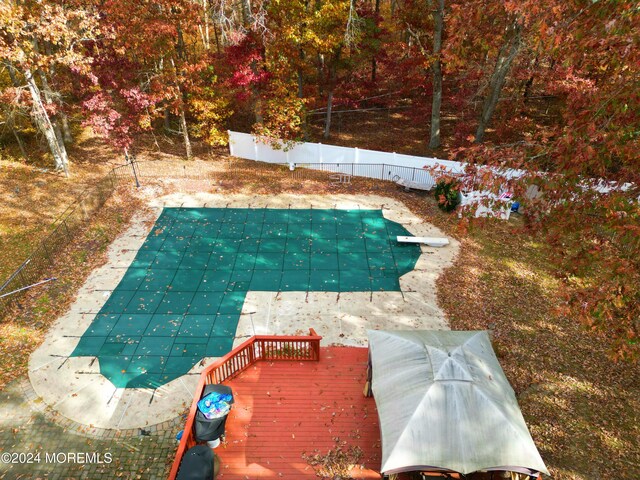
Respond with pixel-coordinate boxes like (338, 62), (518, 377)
(434, 179), (461, 212)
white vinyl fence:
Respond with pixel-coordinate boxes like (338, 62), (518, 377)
(228, 131), (521, 219)
(228, 131), (467, 190)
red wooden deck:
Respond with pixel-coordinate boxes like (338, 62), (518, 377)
(216, 346), (382, 479)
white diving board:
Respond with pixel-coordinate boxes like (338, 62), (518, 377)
(397, 236), (449, 247)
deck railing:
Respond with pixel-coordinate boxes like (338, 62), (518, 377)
(168, 329), (322, 480)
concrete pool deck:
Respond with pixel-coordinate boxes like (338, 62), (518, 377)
(28, 193), (459, 430)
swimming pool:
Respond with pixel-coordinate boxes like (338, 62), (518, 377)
(72, 208), (421, 388)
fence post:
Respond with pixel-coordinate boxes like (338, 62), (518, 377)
(254, 138), (259, 161)
(62, 220), (72, 239)
(41, 242), (52, 262)
(130, 157), (140, 188)
(228, 130), (235, 156)
(19, 270), (29, 288)
(354, 147), (359, 163)
(318, 142), (323, 163)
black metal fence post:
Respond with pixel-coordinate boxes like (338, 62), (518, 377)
(130, 157), (141, 188)
(62, 219), (71, 239)
(41, 243), (51, 261)
(18, 269), (29, 289)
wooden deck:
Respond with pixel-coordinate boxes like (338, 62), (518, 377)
(216, 346), (382, 479)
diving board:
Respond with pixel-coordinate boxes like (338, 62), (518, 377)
(397, 236), (449, 247)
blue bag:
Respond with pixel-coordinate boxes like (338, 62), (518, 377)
(197, 391), (233, 420)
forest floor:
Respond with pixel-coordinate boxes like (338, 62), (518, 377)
(0, 131), (638, 479)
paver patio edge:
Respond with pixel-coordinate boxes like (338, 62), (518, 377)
(16, 376), (186, 439)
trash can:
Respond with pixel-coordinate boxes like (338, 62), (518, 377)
(194, 384), (234, 443)
(176, 445), (219, 480)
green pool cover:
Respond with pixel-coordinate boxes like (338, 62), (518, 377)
(71, 208), (421, 388)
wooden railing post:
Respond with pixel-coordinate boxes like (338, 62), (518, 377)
(308, 328), (321, 360)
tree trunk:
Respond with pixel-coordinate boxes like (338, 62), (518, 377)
(317, 53), (324, 96)
(36, 68), (70, 152)
(43, 41), (74, 144)
(254, 95), (264, 125)
(241, 0), (252, 26)
(36, 40), (73, 146)
(176, 25), (187, 60)
(4, 63), (29, 160)
(298, 31), (309, 140)
(198, 25), (207, 50)
(164, 108), (171, 132)
(522, 56), (538, 99)
(297, 47), (305, 99)
(179, 107), (192, 159)
(213, 21), (221, 54)
(429, 0), (444, 149)
(371, 0), (380, 82)
(202, 0), (210, 49)
(24, 68), (69, 175)
(170, 57), (192, 159)
(10, 117), (29, 161)
(7, 63), (21, 87)
(324, 90), (334, 139)
(250, 48), (266, 125)
(297, 69), (304, 98)
(474, 22), (522, 143)
(60, 111), (73, 143)
(323, 58), (338, 139)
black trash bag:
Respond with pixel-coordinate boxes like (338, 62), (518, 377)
(194, 384), (234, 442)
(176, 445), (217, 480)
